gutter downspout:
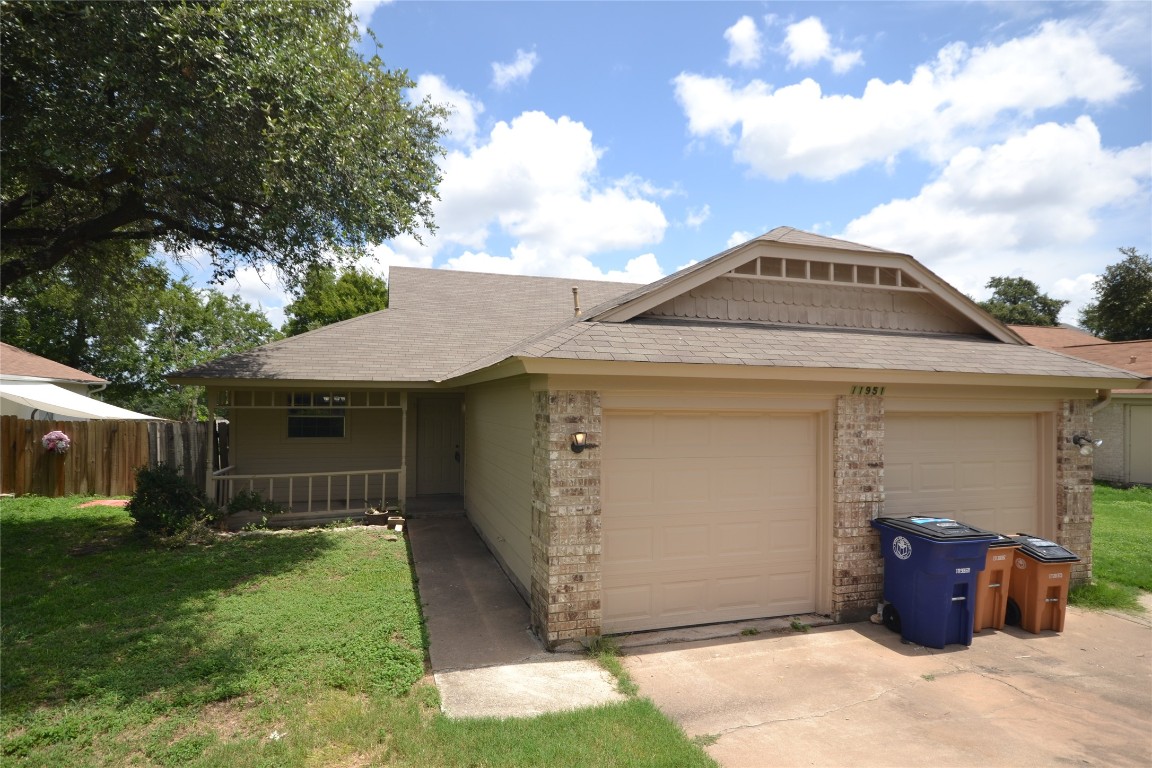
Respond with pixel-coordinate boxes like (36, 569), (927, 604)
(1090, 389), (1112, 414)
(88, 382), (108, 395)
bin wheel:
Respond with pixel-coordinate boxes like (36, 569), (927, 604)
(1005, 597), (1021, 627)
(882, 603), (902, 634)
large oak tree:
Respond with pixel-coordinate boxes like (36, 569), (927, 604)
(1079, 247), (1152, 341)
(1, 0), (446, 290)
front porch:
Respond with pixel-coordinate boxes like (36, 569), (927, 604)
(203, 386), (464, 529)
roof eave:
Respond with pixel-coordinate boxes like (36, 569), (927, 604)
(514, 356), (1140, 390)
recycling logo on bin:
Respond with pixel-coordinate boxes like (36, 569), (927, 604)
(1016, 557), (1028, 569)
(892, 535), (912, 560)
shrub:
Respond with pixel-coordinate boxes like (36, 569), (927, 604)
(126, 464), (216, 536)
(227, 488), (285, 516)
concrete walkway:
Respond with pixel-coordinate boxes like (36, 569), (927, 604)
(406, 513), (625, 719)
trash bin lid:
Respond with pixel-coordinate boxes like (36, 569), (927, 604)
(1011, 534), (1080, 563)
(872, 516), (999, 541)
(987, 533), (1020, 549)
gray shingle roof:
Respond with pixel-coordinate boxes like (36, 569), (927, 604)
(170, 267), (639, 382)
(170, 232), (1144, 388)
(490, 317), (1144, 380)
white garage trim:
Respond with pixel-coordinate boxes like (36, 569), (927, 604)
(601, 407), (828, 634)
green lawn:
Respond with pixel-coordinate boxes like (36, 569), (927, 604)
(1069, 483), (1152, 611)
(1, 496), (714, 767)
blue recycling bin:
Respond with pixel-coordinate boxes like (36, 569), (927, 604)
(871, 516), (998, 648)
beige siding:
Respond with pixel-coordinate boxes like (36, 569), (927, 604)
(465, 376), (534, 591)
(229, 407), (404, 502)
(643, 275), (982, 334)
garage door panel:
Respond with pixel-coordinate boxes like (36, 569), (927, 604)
(663, 524), (711, 560)
(603, 409), (819, 633)
(885, 414), (1038, 536)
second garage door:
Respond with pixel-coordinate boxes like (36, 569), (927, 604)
(885, 413), (1040, 535)
(601, 410), (819, 634)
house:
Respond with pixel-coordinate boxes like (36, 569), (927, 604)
(169, 228), (1145, 646)
(1010, 326), (1152, 486)
(0, 343), (155, 420)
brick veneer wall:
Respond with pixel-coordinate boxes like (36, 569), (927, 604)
(831, 395), (885, 621)
(1056, 399), (1095, 583)
(530, 390), (603, 647)
(1088, 402), (1124, 484)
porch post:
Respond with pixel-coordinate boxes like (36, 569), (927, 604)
(399, 391), (407, 512)
(205, 387), (217, 503)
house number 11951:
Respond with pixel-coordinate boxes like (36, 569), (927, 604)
(850, 386), (886, 395)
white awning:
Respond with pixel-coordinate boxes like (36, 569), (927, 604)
(0, 382), (157, 420)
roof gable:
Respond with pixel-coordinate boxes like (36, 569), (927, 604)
(588, 228), (1022, 343)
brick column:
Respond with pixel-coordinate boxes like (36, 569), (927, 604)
(831, 395), (885, 621)
(1056, 399), (1095, 583)
(530, 391), (603, 648)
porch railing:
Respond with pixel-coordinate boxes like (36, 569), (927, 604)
(211, 466), (404, 515)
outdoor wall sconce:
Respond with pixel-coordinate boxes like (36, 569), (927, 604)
(570, 431), (598, 453)
(1072, 435), (1104, 456)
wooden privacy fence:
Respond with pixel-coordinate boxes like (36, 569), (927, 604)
(0, 416), (213, 498)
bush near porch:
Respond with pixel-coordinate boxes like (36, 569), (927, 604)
(0, 496), (713, 767)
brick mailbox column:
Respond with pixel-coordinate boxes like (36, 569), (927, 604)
(1056, 398), (1095, 584)
(530, 390), (603, 648)
(832, 394), (885, 621)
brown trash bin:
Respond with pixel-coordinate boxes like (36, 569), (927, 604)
(1006, 535), (1080, 634)
(973, 536), (1019, 632)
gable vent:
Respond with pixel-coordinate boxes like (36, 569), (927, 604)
(730, 257), (925, 291)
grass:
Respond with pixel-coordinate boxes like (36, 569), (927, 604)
(1069, 483), (1152, 611)
(1, 496), (715, 767)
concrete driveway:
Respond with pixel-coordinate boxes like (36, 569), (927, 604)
(623, 605), (1151, 767)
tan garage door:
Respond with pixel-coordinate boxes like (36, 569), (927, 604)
(602, 410), (819, 634)
(885, 413), (1039, 535)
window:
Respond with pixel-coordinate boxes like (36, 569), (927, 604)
(287, 392), (347, 438)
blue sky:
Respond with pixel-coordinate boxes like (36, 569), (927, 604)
(199, 1), (1151, 328)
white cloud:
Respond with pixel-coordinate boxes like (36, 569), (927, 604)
(444, 246), (662, 284)
(685, 204), (711, 229)
(842, 118), (1151, 322)
(348, 0), (391, 33)
(782, 17), (862, 73)
(217, 266), (290, 329)
(725, 16), (763, 68)
(491, 49), (539, 90)
(675, 19), (1137, 180)
(433, 110), (668, 261)
(412, 74), (484, 147)
(727, 230), (755, 248)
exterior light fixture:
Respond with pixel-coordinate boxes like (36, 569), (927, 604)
(570, 431), (598, 453)
(1072, 435), (1103, 456)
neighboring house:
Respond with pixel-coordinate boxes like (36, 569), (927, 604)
(0, 343), (155, 420)
(170, 228), (1145, 646)
(1010, 326), (1152, 486)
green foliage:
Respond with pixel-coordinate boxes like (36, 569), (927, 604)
(1069, 484), (1152, 611)
(0, 250), (281, 419)
(1079, 248), (1152, 341)
(126, 464), (217, 536)
(977, 276), (1068, 326)
(226, 489), (285, 516)
(282, 265), (389, 336)
(789, 619), (810, 633)
(1, 0), (446, 290)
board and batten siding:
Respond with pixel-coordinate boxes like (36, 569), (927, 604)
(465, 376), (535, 593)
